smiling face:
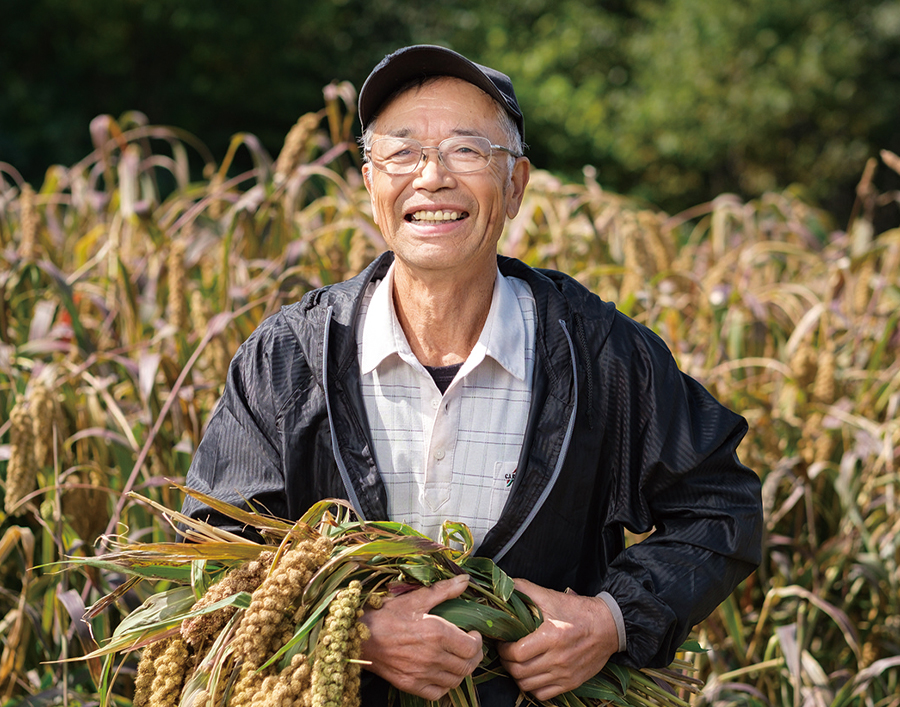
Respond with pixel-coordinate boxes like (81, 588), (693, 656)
(362, 77), (529, 284)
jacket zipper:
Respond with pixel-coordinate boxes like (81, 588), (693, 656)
(491, 318), (579, 563)
(321, 305), (368, 520)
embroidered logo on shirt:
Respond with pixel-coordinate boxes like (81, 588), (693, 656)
(505, 468), (517, 487)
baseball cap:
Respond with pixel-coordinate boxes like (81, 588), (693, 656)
(358, 45), (524, 142)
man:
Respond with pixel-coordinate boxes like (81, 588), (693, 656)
(183, 45), (763, 705)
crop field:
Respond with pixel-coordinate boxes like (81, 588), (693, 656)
(1, 88), (898, 706)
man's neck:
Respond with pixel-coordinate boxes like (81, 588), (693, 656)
(390, 264), (496, 368)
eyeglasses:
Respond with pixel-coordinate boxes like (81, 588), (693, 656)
(366, 136), (522, 175)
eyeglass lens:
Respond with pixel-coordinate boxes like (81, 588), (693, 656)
(369, 136), (496, 174)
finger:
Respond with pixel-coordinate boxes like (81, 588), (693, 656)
(438, 624), (483, 663)
(417, 573), (471, 612)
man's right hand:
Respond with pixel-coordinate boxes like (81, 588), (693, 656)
(359, 573), (483, 700)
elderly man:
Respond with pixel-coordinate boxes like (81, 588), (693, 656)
(183, 45), (763, 705)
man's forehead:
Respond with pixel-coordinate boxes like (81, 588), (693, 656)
(382, 76), (492, 110)
(373, 77), (498, 128)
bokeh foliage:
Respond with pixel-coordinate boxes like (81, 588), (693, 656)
(2, 0), (899, 220)
(1, 84), (899, 705)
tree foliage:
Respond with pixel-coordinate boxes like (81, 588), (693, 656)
(2, 0), (899, 218)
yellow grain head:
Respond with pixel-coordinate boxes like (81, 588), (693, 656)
(190, 289), (209, 336)
(231, 537), (332, 671)
(637, 210), (674, 274)
(147, 636), (192, 707)
(28, 381), (58, 468)
(167, 236), (188, 334)
(799, 412), (823, 467)
(813, 426), (836, 464)
(190, 289), (231, 383)
(181, 552), (274, 649)
(4, 402), (37, 516)
(311, 580), (364, 707)
(619, 213), (645, 299)
(813, 345), (836, 405)
(228, 665), (263, 707)
(853, 256), (875, 317)
(789, 340), (818, 391)
(861, 641), (878, 669)
(274, 113), (320, 184)
(62, 464), (109, 545)
(208, 171), (225, 220)
(134, 638), (170, 707)
(347, 231), (374, 278)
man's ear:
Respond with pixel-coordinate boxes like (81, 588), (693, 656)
(361, 162), (380, 227)
(505, 157), (531, 220)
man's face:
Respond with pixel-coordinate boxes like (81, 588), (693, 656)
(362, 77), (529, 281)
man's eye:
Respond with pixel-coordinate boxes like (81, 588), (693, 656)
(449, 143), (482, 157)
(388, 148), (415, 160)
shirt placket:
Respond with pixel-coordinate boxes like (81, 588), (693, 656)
(420, 379), (458, 512)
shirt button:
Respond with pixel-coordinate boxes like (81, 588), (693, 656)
(431, 399), (440, 409)
(434, 449), (445, 460)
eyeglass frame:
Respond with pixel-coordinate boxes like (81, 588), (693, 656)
(365, 136), (524, 175)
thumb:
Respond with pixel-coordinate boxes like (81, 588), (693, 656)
(416, 574), (470, 613)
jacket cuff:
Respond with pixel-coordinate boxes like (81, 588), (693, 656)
(597, 591), (627, 653)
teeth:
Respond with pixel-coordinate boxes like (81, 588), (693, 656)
(411, 210), (461, 222)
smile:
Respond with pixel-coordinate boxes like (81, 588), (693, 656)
(406, 210), (467, 222)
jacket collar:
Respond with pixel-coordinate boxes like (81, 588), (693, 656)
(293, 252), (583, 554)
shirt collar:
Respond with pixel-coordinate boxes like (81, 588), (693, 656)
(360, 263), (528, 381)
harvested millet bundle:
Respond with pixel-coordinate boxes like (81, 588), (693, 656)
(182, 551), (275, 649)
(148, 636), (192, 707)
(134, 638), (170, 707)
(311, 580), (365, 707)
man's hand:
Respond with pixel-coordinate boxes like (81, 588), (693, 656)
(359, 574), (483, 700)
(497, 579), (618, 700)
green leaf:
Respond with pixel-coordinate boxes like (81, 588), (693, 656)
(191, 559), (209, 600)
(430, 598), (530, 641)
(490, 563), (515, 602)
(570, 677), (629, 704)
(112, 586), (198, 638)
(506, 589), (539, 633)
(677, 639), (707, 653)
(400, 563), (442, 585)
(602, 662), (632, 692)
(76, 589), (251, 661)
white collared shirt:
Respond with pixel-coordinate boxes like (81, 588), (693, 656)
(357, 263), (537, 548)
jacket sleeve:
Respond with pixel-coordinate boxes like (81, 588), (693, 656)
(181, 315), (298, 536)
(598, 317), (763, 668)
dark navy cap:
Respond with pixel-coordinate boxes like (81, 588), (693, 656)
(358, 44), (524, 142)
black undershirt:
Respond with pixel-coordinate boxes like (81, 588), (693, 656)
(424, 362), (463, 394)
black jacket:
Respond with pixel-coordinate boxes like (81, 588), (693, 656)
(183, 252), (763, 697)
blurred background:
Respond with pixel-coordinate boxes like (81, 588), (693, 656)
(3, 2), (900, 705)
(3, 0), (899, 226)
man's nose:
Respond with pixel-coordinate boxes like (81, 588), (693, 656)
(414, 147), (454, 184)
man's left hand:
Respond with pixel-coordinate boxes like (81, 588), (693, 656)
(496, 578), (619, 700)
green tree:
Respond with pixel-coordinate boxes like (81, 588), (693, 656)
(2, 0), (898, 220)
(441, 0), (900, 215)
(0, 0), (412, 181)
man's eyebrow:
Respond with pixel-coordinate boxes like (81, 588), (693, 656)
(381, 127), (489, 139)
(450, 128), (488, 137)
